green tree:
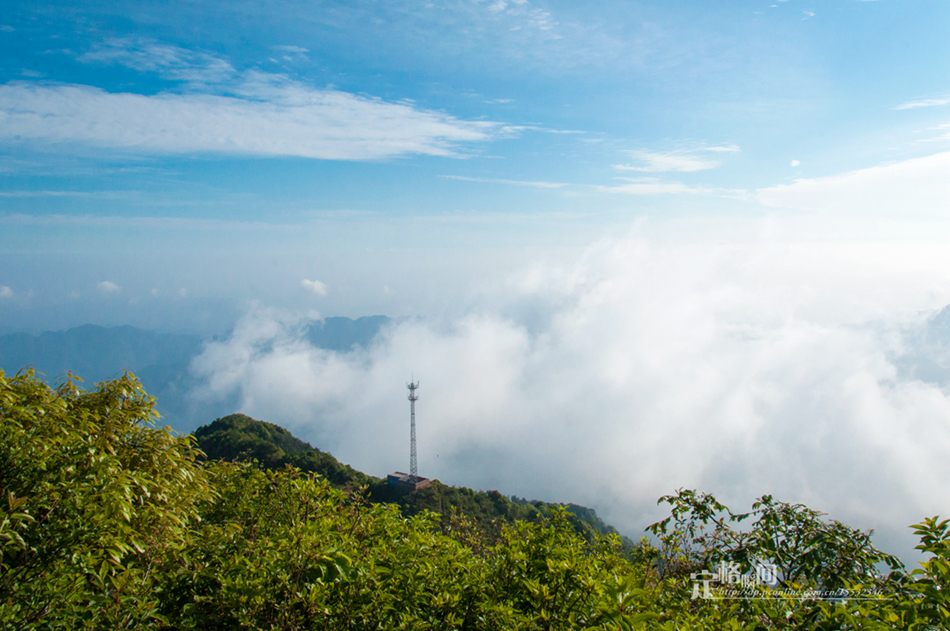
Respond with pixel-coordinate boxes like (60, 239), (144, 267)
(0, 368), (212, 629)
(647, 489), (902, 590)
(903, 517), (950, 629)
(194, 413), (371, 488)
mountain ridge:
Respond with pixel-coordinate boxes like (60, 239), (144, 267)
(193, 412), (638, 554)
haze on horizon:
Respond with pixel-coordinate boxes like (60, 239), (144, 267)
(1, 0), (950, 562)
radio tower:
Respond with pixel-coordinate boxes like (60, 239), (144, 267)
(407, 380), (419, 480)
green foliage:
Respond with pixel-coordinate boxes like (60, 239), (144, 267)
(904, 517), (950, 628)
(647, 489), (903, 591)
(195, 413), (635, 554)
(195, 413), (314, 460)
(645, 489), (735, 578)
(0, 368), (212, 629)
(0, 369), (659, 629)
(4, 369), (950, 630)
(194, 413), (371, 488)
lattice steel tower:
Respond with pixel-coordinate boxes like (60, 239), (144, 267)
(407, 380), (420, 480)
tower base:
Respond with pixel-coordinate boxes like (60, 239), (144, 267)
(387, 471), (431, 491)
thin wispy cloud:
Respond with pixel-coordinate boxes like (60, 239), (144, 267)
(442, 175), (569, 188)
(272, 45), (309, 54)
(79, 38), (235, 84)
(922, 122), (950, 142)
(0, 213), (303, 233)
(498, 124), (586, 135)
(0, 286), (13, 299)
(614, 146), (739, 173)
(97, 281), (121, 293)
(0, 73), (504, 160)
(598, 178), (707, 195)
(895, 98), (950, 110)
(597, 176), (746, 198)
(0, 190), (132, 198)
(485, 0), (559, 34)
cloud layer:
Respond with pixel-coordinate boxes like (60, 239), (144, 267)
(188, 228), (950, 561)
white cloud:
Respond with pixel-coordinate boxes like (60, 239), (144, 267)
(272, 45), (309, 54)
(301, 278), (328, 296)
(614, 146), (739, 173)
(925, 122), (950, 142)
(79, 38), (235, 84)
(97, 281), (120, 293)
(0, 285), (13, 298)
(790, 160), (800, 167)
(0, 212), (289, 232)
(896, 98), (950, 110)
(482, 0), (559, 33)
(0, 74), (503, 160)
(597, 177), (746, 197)
(598, 178), (707, 195)
(757, 152), (950, 216)
(189, 229), (950, 562)
(0, 190), (130, 198)
(442, 175), (568, 188)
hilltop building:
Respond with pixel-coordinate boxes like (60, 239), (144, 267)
(387, 471), (430, 491)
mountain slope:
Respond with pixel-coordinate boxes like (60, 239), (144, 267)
(193, 413), (636, 552)
(194, 413), (373, 488)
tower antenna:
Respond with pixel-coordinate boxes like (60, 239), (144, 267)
(407, 380), (419, 480)
(387, 379), (429, 491)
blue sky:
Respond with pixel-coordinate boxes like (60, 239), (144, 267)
(2, 0), (950, 558)
(2, 0), (948, 332)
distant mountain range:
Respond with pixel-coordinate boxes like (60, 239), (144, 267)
(0, 316), (392, 432)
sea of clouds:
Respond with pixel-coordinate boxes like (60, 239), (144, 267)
(187, 222), (950, 562)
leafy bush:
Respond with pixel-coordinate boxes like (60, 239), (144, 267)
(0, 369), (212, 628)
(647, 489), (903, 590)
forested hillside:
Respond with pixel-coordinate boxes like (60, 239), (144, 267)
(194, 413), (636, 551)
(3, 368), (949, 630)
